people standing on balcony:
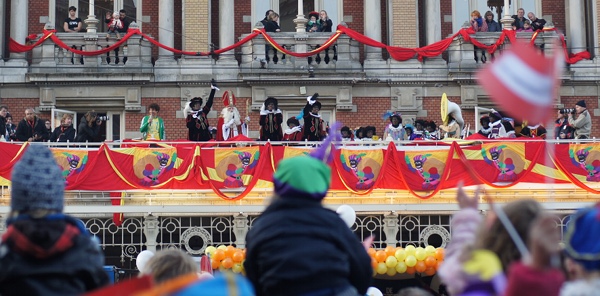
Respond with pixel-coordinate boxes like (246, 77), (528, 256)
(306, 12), (321, 32)
(568, 100), (592, 139)
(484, 11), (501, 32)
(105, 9), (130, 64)
(512, 8), (527, 30)
(140, 103), (165, 141)
(318, 10), (333, 33)
(15, 108), (47, 142)
(478, 115), (492, 137)
(259, 97), (283, 141)
(0, 145), (109, 295)
(5, 113), (17, 141)
(303, 93), (326, 141)
(283, 117), (303, 141)
(63, 6), (82, 33)
(244, 132), (372, 296)
(50, 114), (76, 142)
(340, 126), (354, 141)
(383, 112), (404, 141)
(439, 115), (461, 139)
(0, 106), (7, 141)
(260, 9), (274, 27)
(517, 20), (534, 32)
(217, 91), (248, 141)
(106, 11), (124, 40)
(555, 109), (574, 140)
(186, 80), (218, 141)
(487, 110), (507, 139)
(74, 111), (101, 143)
(264, 12), (281, 63)
(470, 10), (488, 64)
(527, 12), (546, 31)
(43, 120), (53, 141)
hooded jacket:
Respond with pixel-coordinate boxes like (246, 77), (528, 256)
(0, 214), (109, 295)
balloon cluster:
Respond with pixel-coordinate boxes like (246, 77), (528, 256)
(205, 245), (246, 274)
(369, 245), (444, 277)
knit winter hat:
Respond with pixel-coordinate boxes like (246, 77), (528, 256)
(564, 204), (600, 271)
(11, 145), (64, 213)
(272, 123), (341, 200)
(576, 100), (587, 108)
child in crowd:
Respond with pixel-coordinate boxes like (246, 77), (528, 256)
(282, 117), (303, 141)
(306, 11), (321, 32)
(518, 20), (534, 32)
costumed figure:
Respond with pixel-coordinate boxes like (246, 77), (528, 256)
(217, 91), (248, 141)
(141, 152), (177, 186)
(283, 117), (303, 141)
(244, 123), (372, 296)
(481, 145), (517, 181)
(362, 126), (376, 141)
(569, 147), (600, 181)
(340, 126), (354, 141)
(439, 115), (461, 139)
(353, 127), (364, 142)
(412, 120), (426, 140)
(224, 150), (260, 188)
(478, 115), (492, 137)
(259, 97), (283, 141)
(186, 79), (218, 141)
(405, 154), (441, 190)
(502, 117), (516, 138)
(439, 94), (465, 139)
(405, 124), (415, 140)
(382, 112), (405, 141)
(488, 110), (507, 139)
(341, 152), (375, 189)
(425, 121), (439, 140)
(519, 121), (547, 139)
(303, 93), (327, 141)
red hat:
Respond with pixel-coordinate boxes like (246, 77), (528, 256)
(222, 91), (236, 107)
(308, 11), (319, 18)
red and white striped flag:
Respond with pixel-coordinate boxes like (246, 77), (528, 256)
(477, 41), (563, 124)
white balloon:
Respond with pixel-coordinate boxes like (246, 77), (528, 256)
(136, 250), (155, 272)
(336, 205), (356, 228)
(366, 287), (383, 296)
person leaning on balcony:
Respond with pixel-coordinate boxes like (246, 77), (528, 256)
(318, 10), (333, 33)
(512, 8), (526, 30)
(470, 10), (488, 63)
(484, 11), (501, 32)
(140, 103), (165, 140)
(0, 145), (109, 295)
(15, 108), (47, 142)
(527, 12), (546, 31)
(568, 100), (592, 139)
(264, 12), (281, 33)
(306, 11), (321, 32)
(50, 114), (76, 142)
(63, 6), (82, 32)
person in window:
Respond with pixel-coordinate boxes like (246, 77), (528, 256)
(484, 11), (501, 32)
(511, 8), (526, 30)
(63, 6), (82, 32)
(318, 10), (333, 33)
(527, 12), (546, 31)
(50, 114), (76, 142)
(140, 103), (165, 140)
(74, 111), (101, 143)
(306, 11), (321, 32)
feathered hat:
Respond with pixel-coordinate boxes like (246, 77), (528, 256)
(189, 97), (203, 109)
(222, 91), (236, 107)
(273, 122), (341, 200)
(264, 97), (279, 110)
(308, 11), (319, 19)
(382, 111), (402, 123)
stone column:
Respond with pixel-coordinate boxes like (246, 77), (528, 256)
(364, 0), (382, 60)
(383, 212), (399, 247)
(233, 213), (249, 249)
(0, 0), (5, 61)
(425, 0), (441, 44)
(567, 0), (586, 53)
(157, 0), (175, 62)
(85, 0), (99, 33)
(143, 214), (160, 253)
(293, 0), (308, 32)
(500, 0), (514, 30)
(9, 0), (28, 60)
(218, 0), (235, 61)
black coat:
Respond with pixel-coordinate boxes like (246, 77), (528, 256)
(0, 215), (109, 296)
(244, 198), (372, 296)
(50, 125), (76, 142)
(74, 117), (101, 142)
(15, 117), (47, 142)
(0, 116), (6, 139)
(187, 88), (216, 141)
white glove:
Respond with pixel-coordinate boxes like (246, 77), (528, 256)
(245, 116), (251, 123)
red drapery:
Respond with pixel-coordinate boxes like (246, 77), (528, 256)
(10, 25), (591, 64)
(2, 141), (600, 200)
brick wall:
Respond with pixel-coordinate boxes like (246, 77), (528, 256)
(0, 98), (46, 121)
(542, 0), (565, 32)
(29, 0), (48, 35)
(143, 0), (159, 60)
(128, 98), (188, 140)
(421, 96), (474, 132)
(344, 0), (365, 61)
(336, 98), (391, 138)
(390, 0), (417, 48)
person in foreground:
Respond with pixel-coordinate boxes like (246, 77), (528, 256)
(0, 145), (108, 295)
(244, 123), (372, 296)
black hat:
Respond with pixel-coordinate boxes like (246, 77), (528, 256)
(308, 11), (319, 19)
(312, 101), (322, 110)
(264, 97), (279, 110)
(286, 117), (300, 127)
(576, 100), (587, 108)
(389, 112), (402, 123)
(341, 126), (351, 133)
(364, 126), (376, 135)
(189, 97), (203, 108)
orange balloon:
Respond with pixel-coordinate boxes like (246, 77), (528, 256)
(415, 261), (427, 273)
(436, 260), (444, 270)
(221, 257), (234, 269)
(406, 266), (416, 275)
(424, 256), (437, 267)
(385, 246), (396, 257)
(213, 249), (226, 261)
(434, 248), (445, 261)
(425, 267), (436, 276)
(211, 258), (220, 270)
(225, 245), (236, 258)
(375, 250), (387, 262)
(371, 257), (378, 269)
(232, 251), (244, 262)
(368, 248), (376, 258)
(243, 248), (247, 258)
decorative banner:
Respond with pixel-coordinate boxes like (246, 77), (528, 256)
(335, 148), (384, 192)
(553, 143), (600, 194)
(402, 149), (450, 193)
(52, 149), (89, 186)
